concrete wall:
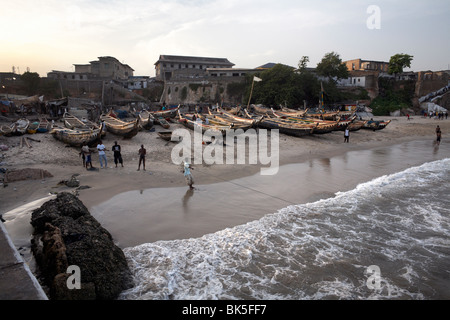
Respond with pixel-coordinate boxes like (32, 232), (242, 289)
(161, 78), (246, 105)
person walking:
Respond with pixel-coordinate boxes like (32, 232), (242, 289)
(112, 141), (123, 167)
(97, 140), (108, 169)
(183, 159), (194, 189)
(82, 143), (94, 169)
(344, 126), (350, 143)
(436, 125), (442, 146)
(137, 144), (146, 171)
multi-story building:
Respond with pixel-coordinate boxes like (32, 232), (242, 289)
(48, 56), (134, 81)
(154, 55), (235, 81)
(344, 59), (389, 72)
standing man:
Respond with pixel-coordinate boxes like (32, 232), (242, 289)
(436, 125), (442, 146)
(344, 126), (350, 143)
(137, 144), (146, 171)
(97, 140), (108, 169)
(112, 141), (123, 167)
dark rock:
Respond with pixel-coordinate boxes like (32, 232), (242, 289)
(30, 192), (133, 300)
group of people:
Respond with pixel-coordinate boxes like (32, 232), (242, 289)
(79, 141), (146, 171)
(78, 141), (195, 189)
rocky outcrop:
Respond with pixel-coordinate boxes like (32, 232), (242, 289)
(30, 192), (133, 300)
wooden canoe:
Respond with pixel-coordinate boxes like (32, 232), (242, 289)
(37, 118), (51, 133)
(178, 111), (232, 136)
(138, 110), (154, 130)
(50, 126), (101, 147)
(362, 119), (391, 131)
(14, 118), (30, 135)
(100, 113), (139, 138)
(27, 121), (40, 134)
(258, 118), (316, 137)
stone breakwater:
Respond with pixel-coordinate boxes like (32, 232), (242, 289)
(30, 192), (133, 300)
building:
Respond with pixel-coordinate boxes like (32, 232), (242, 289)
(48, 56), (134, 81)
(344, 59), (389, 73)
(154, 55), (235, 81)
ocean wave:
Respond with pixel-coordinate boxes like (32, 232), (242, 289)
(120, 158), (450, 300)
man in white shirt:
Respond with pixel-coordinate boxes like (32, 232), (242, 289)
(97, 140), (108, 168)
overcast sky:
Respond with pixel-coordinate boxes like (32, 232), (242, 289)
(1, 0), (449, 77)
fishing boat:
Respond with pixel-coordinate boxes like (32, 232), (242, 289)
(12, 118), (30, 136)
(150, 105), (180, 119)
(27, 121), (40, 134)
(271, 110), (338, 134)
(157, 131), (183, 142)
(138, 110), (154, 130)
(249, 105), (274, 116)
(37, 117), (51, 133)
(213, 107), (262, 126)
(64, 112), (106, 137)
(178, 111), (232, 136)
(100, 112), (139, 138)
(0, 124), (14, 136)
(258, 117), (317, 137)
(50, 126), (100, 147)
(305, 109), (340, 121)
(362, 119), (392, 131)
(346, 119), (368, 131)
(153, 116), (171, 129)
(271, 107), (307, 118)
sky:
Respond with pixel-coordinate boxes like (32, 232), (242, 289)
(1, 0), (449, 77)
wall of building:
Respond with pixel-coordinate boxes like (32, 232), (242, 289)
(161, 77), (246, 105)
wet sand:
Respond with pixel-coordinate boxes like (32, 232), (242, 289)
(1, 115), (449, 249)
(90, 139), (450, 248)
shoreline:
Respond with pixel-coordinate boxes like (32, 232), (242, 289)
(1, 116), (449, 229)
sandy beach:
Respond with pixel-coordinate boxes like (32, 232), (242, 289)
(1, 115), (449, 246)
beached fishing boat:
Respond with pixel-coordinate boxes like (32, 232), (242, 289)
(178, 111), (232, 136)
(153, 116), (171, 129)
(271, 110), (338, 134)
(346, 119), (368, 131)
(0, 124), (14, 136)
(138, 110), (154, 130)
(258, 117), (317, 137)
(27, 121), (39, 134)
(362, 119), (392, 131)
(100, 112), (139, 138)
(13, 118), (30, 135)
(150, 105), (180, 119)
(157, 131), (182, 142)
(64, 112), (106, 137)
(37, 117), (51, 133)
(213, 107), (262, 126)
(271, 107), (307, 118)
(50, 126), (101, 147)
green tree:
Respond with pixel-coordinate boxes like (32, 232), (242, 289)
(298, 56), (310, 73)
(21, 71), (41, 95)
(388, 53), (413, 75)
(316, 52), (349, 81)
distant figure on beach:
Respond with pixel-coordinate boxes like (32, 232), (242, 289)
(407, 114), (410, 120)
(79, 142), (86, 167)
(344, 127), (350, 143)
(81, 143), (93, 169)
(97, 140), (108, 169)
(436, 125), (442, 146)
(138, 144), (146, 171)
(183, 160), (194, 189)
(112, 141), (123, 167)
